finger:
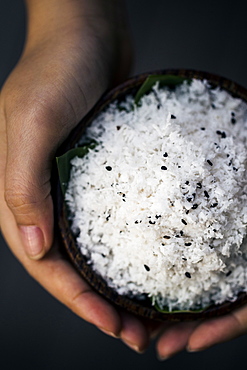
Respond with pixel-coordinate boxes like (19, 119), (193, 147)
(144, 318), (165, 339)
(188, 305), (247, 352)
(119, 311), (150, 353)
(4, 97), (76, 260)
(156, 321), (199, 360)
(32, 247), (122, 336)
(1, 168), (122, 338)
(3, 231), (123, 337)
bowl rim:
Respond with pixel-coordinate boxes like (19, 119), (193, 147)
(55, 68), (247, 321)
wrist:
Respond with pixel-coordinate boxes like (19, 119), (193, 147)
(23, 0), (132, 87)
(24, 0), (91, 48)
(24, 0), (127, 43)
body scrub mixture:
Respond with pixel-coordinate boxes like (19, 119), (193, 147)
(65, 78), (247, 312)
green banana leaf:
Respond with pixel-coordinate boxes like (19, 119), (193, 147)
(134, 74), (188, 105)
(56, 141), (97, 195)
(154, 302), (207, 314)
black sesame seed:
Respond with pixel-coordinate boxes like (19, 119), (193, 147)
(116, 126), (121, 130)
(201, 127), (205, 130)
(161, 166), (167, 170)
(105, 166), (112, 171)
(155, 215), (161, 219)
(185, 181), (190, 185)
(187, 196), (193, 202)
(163, 235), (171, 239)
(226, 270), (232, 277)
(182, 257), (187, 261)
(192, 204), (198, 209)
(207, 159), (213, 166)
(180, 230), (184, 236)
(175, 234), (180, 238)
(231, 118), (236, 124)
(171, 114), (176, 119)
(181, 219), (187, 225)
(185, 210), (190, 214)
(233, 167), (238, 171)
(135, 220), (139, 224)
(231, 111), (235, 116)
(157, 103), (161, 109)
(197, 182), (202, 188)
(185, 242), (192, 246)
(211, 103), (216, 109)
(213, 229), (217, 232)
(163, 152), (168, 157)
(178, 165), (181, 168)
(216, 130), (226, 138)
(185, 272), (191, 278)
(144, 264), (150, 272)
(204, 190), (209, 198)
(210, 203), (218, 208)
(149, 220), (156, 225)
(106, 215), (111, 221)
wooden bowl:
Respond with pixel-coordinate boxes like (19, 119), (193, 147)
(55, 69), (247, 321)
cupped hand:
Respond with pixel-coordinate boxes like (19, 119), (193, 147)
(1, 0), (247, 359)
(0, 0), (151, 354)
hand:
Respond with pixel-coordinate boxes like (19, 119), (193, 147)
(2, 0), (246, 358)
(155, 304), (247, 360)
(0, 0), (152, 353)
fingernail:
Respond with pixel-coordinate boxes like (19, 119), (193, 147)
(123, 340), (144, 354)
(19, 225), (44, 259)
(187, 345), (207, 352)
(99, 328), (119, 338)
(157, 354), (170, 361)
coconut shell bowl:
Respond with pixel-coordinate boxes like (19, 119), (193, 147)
(55, 69), (247, 322)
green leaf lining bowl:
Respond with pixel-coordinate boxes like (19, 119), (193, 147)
(55, 69), (247, 322)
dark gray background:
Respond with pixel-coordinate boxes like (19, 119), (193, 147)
(0, 0), (247, 369)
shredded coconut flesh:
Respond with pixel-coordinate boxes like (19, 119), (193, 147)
(65, 79), (247, 311)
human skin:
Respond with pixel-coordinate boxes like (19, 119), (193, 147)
(0, 0), (247, 359)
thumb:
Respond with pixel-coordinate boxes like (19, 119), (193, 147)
(4, 109), (67, 260)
